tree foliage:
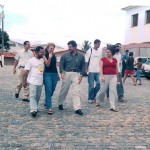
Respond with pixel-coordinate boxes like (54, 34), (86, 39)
(82, 40), (91, 52)
(0, 30), (10, 50)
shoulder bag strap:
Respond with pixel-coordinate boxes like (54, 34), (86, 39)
(88, 48), (92, 66)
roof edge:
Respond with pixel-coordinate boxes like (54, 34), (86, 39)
(121, 6), (139, 11)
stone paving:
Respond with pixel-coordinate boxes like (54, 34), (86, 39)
(0, 66), (150, 150)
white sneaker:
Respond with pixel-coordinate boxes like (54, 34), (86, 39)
(88, 100), (93, 103)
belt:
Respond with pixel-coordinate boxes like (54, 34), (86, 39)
(66, 70), (79, 72)
(18, 66), (25, 68)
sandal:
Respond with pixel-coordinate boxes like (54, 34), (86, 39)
(96, 103), (100, 107)
(48, 109), (53, 115)
(110, 108), (118, 112)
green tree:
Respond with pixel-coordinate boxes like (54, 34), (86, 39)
(0, 30), (10, 50)
(82, 40), (91, 52)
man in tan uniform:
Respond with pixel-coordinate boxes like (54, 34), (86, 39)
(13, 41), (33, 102)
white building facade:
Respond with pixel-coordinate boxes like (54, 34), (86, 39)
(122, 6), (150, 44)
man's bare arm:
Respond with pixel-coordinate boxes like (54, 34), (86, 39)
(23, 70), (29, 87)
(13, 60), (18, 74)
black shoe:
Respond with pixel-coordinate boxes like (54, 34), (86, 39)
(75, 109), (83, 115)
(31, 111), (37, 117)
(22, 99), (30, 102)
(59, 104), (64, 110)
(15, 93), (19, 98)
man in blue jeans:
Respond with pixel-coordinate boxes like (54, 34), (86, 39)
(85, 39), (102, 103)
(106, 44), (126, 103)
(122, 49), (129, 78)
(114, 43), (126, 102)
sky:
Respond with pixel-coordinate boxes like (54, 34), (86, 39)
(0, 0), (149, 47)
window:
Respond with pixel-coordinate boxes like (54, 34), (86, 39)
(146, 10), (150, 24)
(140, 48), (150, 57)
(132, 14), (138, 27)
(10, 43), (16, 47)
(145, 59), (150, 64)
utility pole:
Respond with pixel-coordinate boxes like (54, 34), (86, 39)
(2, 10), (4, 54)
(0, 4), (4, 66)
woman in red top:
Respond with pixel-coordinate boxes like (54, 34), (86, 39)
(96, 45), (118, 112)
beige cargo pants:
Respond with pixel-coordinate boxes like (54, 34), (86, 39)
(58, 72), (82, 111)
(16, 68), (29, 99)
(96, 75), (117, 109)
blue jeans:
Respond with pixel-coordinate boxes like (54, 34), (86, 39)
(136, 70), (142, 80)
(88, 72), (100, 100)
(117, 73), (124, 98)
(44, 73), (58, 109)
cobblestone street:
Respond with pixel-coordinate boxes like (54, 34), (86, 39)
(0, 66), (150, 150)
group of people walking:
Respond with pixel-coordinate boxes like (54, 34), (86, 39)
(13, 39), (143, 117)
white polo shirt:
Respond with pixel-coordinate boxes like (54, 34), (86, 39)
(15, 49), (33, 67)
(85, 48), (102, 73)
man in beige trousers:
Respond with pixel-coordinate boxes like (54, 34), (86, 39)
(13, 41), (33, 102)
(58, 40), (85, 115)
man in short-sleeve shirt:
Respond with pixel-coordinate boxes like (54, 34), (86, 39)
(122, 49), (129, 77)
(13, 41), (33, 102)
(85, 39), (102, 103)
(114, 43), (126, 102)
(23, 46), (44, 117)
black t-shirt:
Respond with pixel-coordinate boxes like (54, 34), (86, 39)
(44, 53), (58, 73)
(126, 57), (134, 70)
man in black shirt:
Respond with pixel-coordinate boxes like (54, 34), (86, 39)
(58, 40), (85, 115)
